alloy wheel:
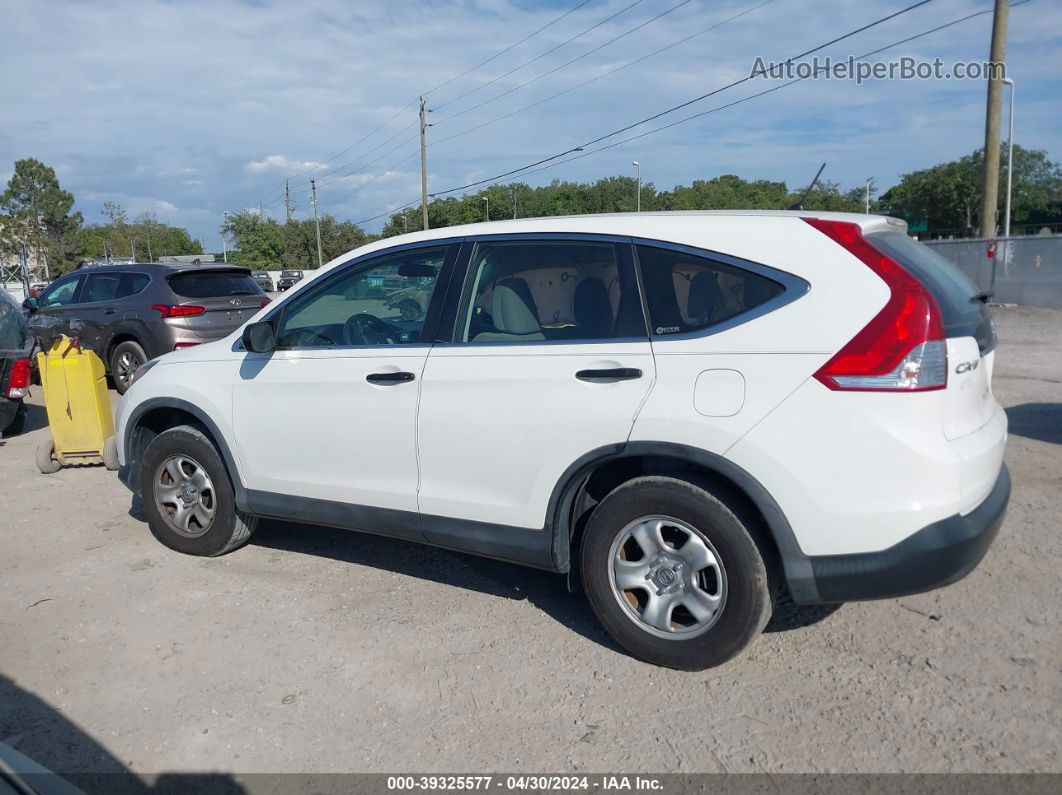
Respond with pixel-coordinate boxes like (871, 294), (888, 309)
(153, 454), (217, 538)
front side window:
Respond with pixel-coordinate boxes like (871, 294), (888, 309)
(275, 246), (447, 348)
(39, 276), (81, 307)
(636, 245), (784, 337)
(456, 239), (644, 343)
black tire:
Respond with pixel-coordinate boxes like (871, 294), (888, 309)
(138, 425), (257, 556)
(2, 402), (26, 437)
(580, 476), (774, 670)
(110, 340), (147, 395)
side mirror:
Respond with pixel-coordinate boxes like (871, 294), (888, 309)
(23, 297), (38, 313)
(242, 321), (276, 353)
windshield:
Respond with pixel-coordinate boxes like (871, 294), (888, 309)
(0, 291), (28, 349)
(168, 271), (262, 298)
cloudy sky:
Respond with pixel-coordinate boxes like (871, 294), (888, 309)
(2, 0), (1060, 249)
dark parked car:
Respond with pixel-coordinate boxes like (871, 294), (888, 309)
(252, 270), (274, 292)
(0, 290), (32, 436)
(276, 269), (303, 291)
(24, 263), (269, 394)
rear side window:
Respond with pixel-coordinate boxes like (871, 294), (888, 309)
(867, 232), (996, 352)
(456, 239), (646, 343)
(119, 273), (149, 298)
(636, 245), (783, 337)
(168, 271), (261, 298)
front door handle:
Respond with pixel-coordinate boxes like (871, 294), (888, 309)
(103, 308), (118, 315)
(576, 367), (642, 382)
(366, 371), (415, 385)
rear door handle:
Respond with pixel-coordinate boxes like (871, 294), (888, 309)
(576, 367), (642, 382)
(103, 308), (117, 315)
(366, 371), (415, 385)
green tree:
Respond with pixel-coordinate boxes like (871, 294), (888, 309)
(881, 146), (1062, 236)
(0, 157), (83, 274)
(221, 211), (284, 267)
(282, 216), (369, 269)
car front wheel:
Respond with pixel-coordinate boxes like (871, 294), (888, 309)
(580, 476), (774, 670)
(139, 425), (257, 556)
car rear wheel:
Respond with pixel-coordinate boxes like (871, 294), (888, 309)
(111, 340), (147, 395)
(139, 425), (257, 556)
(580, 476), (774, 670)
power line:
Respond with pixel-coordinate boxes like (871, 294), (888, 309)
(431, 0), (649, 113)
(455, 0), (1029, 197)
(433, 0), (696, 127)
(428, 0), (936, 199)
(257, 0), (596, 206)
(423, 0), (595, 97)
(433, 0), (778, 147)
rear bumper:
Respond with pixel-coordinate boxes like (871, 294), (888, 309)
(794, 464), (1010, 604)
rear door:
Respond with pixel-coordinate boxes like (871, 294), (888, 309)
(164, 269), (266, 343)
(416, 235), (654, 532)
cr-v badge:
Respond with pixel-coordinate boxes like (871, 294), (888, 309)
(955, 359), (979, 374)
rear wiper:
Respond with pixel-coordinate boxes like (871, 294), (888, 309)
(972, 290), (993, 304)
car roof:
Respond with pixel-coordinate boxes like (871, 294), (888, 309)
(75, 262), (252, 274)
(326, 210), (907, 269)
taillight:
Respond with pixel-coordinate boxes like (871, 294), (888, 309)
(803, 218), (946, 392)
(152, 304), (205, 318)
(173, 342), (200, 350)
(6, 357), (30, 399)
(260, 297), (271, 308)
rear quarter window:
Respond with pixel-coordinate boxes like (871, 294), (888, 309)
(635, 244), (785, 337)
(168, 271), (262, 298)
(0, 292), (28, 349)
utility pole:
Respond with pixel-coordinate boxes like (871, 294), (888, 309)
(419, 96), (430, 231)
(511, 186), (517, 219)
(1002, 77), (1015, 238)
(131, 239), (137, 261)
(865, 177), (875, 214)
(483, 196), (489, 222)
(311, 178), (323, 268)
(979, 0), (1009, 239)
(285, 179), (293, 223)
(222, 211), (229, 263)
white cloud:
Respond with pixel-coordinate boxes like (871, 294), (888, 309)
(245, 155), (328, 174)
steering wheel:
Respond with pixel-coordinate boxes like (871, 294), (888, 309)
(343, 313), (402, 345)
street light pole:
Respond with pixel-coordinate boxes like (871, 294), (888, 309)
(311, 178), (323, 269)
(1002, 76), (1015, 238)
(483, 196), (489, 222)
(632, 161), (641, 212)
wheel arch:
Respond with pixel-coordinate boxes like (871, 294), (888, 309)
(547, 441), (819, 603)
(123, 397), (247, 506)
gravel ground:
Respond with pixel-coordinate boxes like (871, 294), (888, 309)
(0, 307), (1059, 777)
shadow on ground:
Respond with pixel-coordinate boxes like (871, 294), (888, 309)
(250, 518), (833, 653)
(0, 675), (244, 794)
(250, 518), (622, 654)
(1006, 402), (1062, 445)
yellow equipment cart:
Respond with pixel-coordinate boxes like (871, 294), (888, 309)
(36, 336), (119, 474)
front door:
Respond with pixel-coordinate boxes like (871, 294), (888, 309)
(231, 243), (455, 528)
(417, 236), (655, 533)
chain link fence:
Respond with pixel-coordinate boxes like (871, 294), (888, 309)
(923, 235), (1062, 308)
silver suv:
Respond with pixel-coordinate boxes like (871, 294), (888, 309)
(25, 263), (268, 393)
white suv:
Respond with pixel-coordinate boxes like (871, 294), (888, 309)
(115, 211), (1009, 670)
